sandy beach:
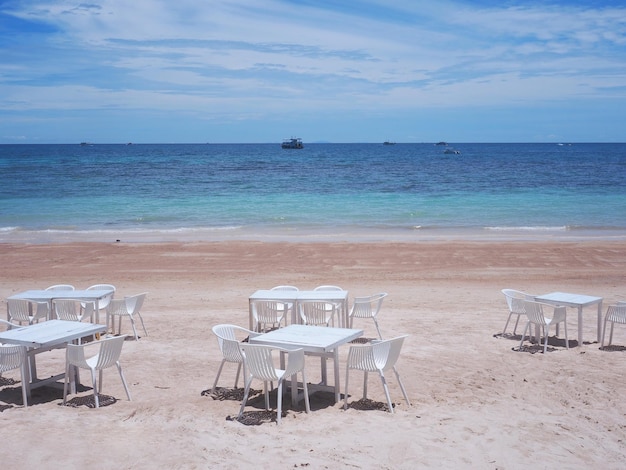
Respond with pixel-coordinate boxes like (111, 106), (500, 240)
(1, 239), (625, 469)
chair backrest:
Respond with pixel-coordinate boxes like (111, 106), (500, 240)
(87, 284), (116, 309)
(350, 293), (387, 319)
(314, 285), (343, 291)
(107, 299), (128, 316)
(212, 324), (249, 363)
(125, 293), (146, 314)
(67, 335), (127, 370)
(251, 300), (286, 328)
(0, 344), (26, 374)
(606, 305), (626, 324)
(7, 299), (48, 324)
(45, 284), (75, 291)
(240, 344), (304, 381)
(53, 299), (79, 320)
(502, 289), (534, 314)
(298, 300), (334, 326)
(348, 335), (408, 372)
(271, 285), (299, 291)
(522, 300), (548, 326)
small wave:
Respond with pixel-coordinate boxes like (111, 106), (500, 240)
(485, 226), (569, 232)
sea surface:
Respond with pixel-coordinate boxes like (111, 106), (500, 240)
(1, 142), (625, 243)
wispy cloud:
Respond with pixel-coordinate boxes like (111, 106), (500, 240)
(1, 0), (625, 142)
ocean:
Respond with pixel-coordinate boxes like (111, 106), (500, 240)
(1, 142), (625, 243)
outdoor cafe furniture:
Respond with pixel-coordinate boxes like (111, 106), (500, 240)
(8, 287), (115, 324)
(106, 293), (147, 340)
(7, 298), (49, 326)
(211, 324), (259, 393)
(63, 334), (132, 408)
(0, 341), (28, 407)
(249, 324), (363, 405)
(501, 289), (536, 337)
(0, 319), (106, 399)
(248, 288), (350, 329)
(238, 343), (310, 425)
(534, 291), (603, 346)
(519, 300), (569, 354)
(250, 299), (288, 333)
(601, 304), (626, 348)
(344, 335), (411, 413)
(348, 293), (388, 339)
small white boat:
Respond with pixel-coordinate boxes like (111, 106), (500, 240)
(443, 148), (461, 155)
(281, 137), (303, 149)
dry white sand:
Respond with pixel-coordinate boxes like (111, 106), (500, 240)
(1, 240), (625, 469)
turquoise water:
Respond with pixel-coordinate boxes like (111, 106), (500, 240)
(1, 142), (625, 242)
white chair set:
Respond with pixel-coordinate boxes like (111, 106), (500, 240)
(501, 289), (569, 353)
(212, 320), (411, 422)
(502, 289), (626, 352)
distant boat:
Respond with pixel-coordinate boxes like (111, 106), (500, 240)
(435, 141), (448, 146)
(281, 137), (304, 149)
(443, 148), (461, 155)
(383, 141), (396, 145)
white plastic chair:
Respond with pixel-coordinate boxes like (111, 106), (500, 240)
(349, 293), (388, 339)
(7, 298), (49, 325)
(298, 300), (336, 326)
(601, 304), (626, 348)
(238, 343), (310, 425)
(211, 324), (259, 393)
(519, 300), (569, 354)
(344, 335), (410, 413)
(53, 299), (95, 322)
(106, 293), (147, 340)
(0, 344), (28, 407)
(250, 299), (287, 332)
(63, 335), (131, 408)
(270, 286), (298, 322)
(83, 284), (116, 311)
(313, 285), (344, 324)
(501, 289), (535, 336)
(45, 284), (75, 291)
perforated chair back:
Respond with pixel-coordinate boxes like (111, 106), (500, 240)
(0, 344), (28, 406)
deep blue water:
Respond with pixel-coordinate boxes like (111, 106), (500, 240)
(1, 142), (625, 242)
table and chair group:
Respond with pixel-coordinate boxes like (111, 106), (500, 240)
(501, 288), (626, 353)
(212, 285), (411, 424)
(0, 284), (148, 408)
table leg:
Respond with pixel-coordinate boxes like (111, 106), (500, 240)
(596, 301), (603, 343)
(578, 306), (583, 346)
(333, 348), (340, 403)
(248, 299), (254, 331)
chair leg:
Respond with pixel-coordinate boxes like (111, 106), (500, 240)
(276, 379), (283, 425)
(393, 366), (411, 406)
(234, 362), (242, 389)
(91, 369), (99, 408)
(373, 318), (383, 339)
(238, 376), (253, 420)
(519, 322), (530, 351)
(20, 362), (28, 407)
(344, 367), (351, 410)
(129, 317), (139, 340)
(211, 360), (227, 393)
(116, 362), (132, 401)
(137, 313), (148, 336)
(63, 361), (70, 405)
(543, 325), (550, 354)
(601, 318), (610, 347)
(563, 318), (569, 350)
(609, 322), (615, 346)
(301, 370), (310, 414)
(379, 371), (394, 413)
(362, 370), (369, 400)
(502, 313), (513, 335)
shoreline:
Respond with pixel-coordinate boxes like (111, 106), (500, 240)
(3, 225), (626, 244)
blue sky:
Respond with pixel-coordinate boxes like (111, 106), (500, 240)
(1, 0), (625, 143)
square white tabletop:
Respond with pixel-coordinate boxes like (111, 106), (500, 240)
(0, 319), (106, 348)
(250, 324), (362, 353)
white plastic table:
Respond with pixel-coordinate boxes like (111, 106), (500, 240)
(0, 320), (106, 397)
(248, 289), (349, 329)
(535, 292), (603, 346)
(8, 288), (114, 324)
(250, 324), (362, 404)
